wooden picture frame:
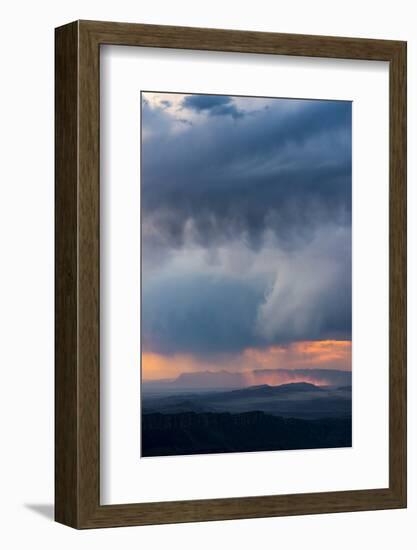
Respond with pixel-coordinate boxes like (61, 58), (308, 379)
(55, 20), (407, 529)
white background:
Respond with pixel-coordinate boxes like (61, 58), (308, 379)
(101, 46), (389, 504)
(0, 1), (415, 548)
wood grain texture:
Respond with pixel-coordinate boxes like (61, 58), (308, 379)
(388, 41), (407, 504)
(55, 20), (407, 529)
(55, 21), (79, 527)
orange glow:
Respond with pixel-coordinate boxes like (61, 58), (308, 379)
(142, 352), (202, 381)
(142, 340), (351, 382)
(243, 340), (351, 370)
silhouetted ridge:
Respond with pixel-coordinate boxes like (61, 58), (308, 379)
(228, 382), (323, 397)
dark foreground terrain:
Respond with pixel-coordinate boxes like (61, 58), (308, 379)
(142, 410), (352, 457)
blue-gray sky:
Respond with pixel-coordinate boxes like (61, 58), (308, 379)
(141, 92), (352, 379)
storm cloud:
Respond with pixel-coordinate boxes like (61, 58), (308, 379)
(142, 95), (351, 250)
(182, 94), (245, 119)
(141, 93), (352, 357)
(142, 226), (351, 355)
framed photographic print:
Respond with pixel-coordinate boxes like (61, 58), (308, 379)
(55, 20), (407, 528)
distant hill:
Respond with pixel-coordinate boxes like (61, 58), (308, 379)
(251, 368), (351, 388)
(142, 381), (351, 419)
(227, 382), (324, 397)
(174, 370), (246, 389)
(143, 368), (352, 394)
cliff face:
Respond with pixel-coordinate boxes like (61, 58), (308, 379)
(141, 411), (352, 457)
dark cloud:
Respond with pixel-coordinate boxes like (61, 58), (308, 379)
(141, 94), (352, 354)
(182, 94), (244, 119)
(141, 97), (351, 250)
(142, 274), (264, 355)
(142, 264), (351, 356)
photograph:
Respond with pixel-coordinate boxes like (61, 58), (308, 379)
(140, 91), (353, 457)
